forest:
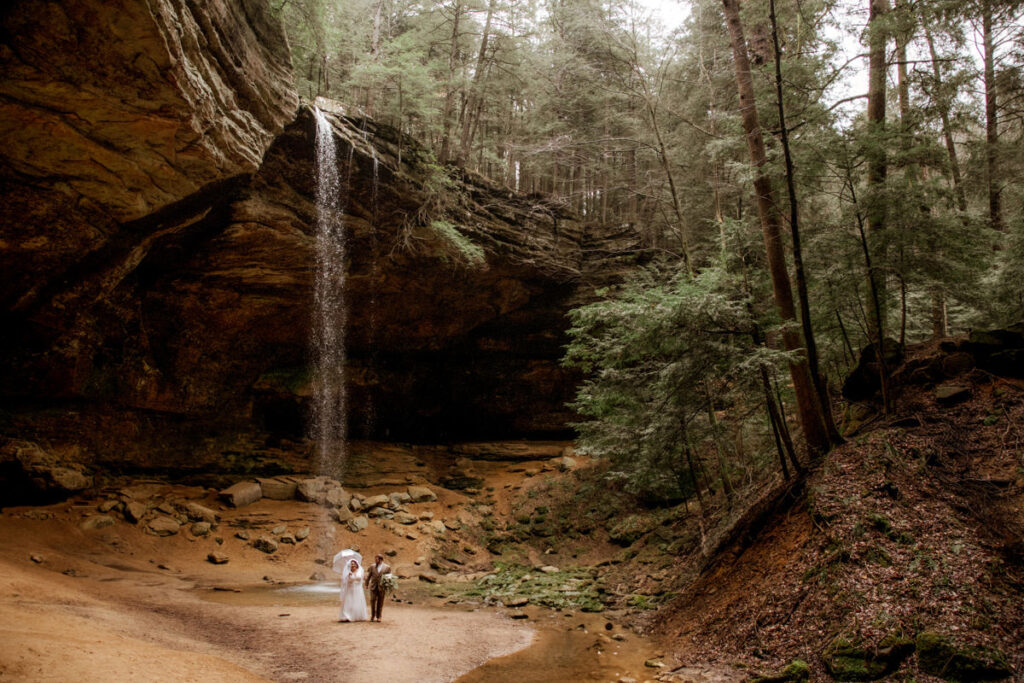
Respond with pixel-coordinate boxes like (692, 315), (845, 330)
(1, 0), (1023, 680)
(280, 0), (1023, 500)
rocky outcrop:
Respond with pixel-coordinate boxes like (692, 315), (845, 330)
(0, 2), (645, 478)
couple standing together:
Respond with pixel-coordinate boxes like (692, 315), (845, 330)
(339, 554), (391, 623)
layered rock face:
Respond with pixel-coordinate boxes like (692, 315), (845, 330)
(0, 1), (643, 475)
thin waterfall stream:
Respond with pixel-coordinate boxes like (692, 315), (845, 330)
(311, 106), (347, 481)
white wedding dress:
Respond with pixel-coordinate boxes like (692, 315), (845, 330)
(339, 563), (369, 622)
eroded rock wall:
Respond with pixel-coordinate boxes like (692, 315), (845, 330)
(0, 2), (645, 475)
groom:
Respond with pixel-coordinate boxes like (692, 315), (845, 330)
(364, 553), (391, 622)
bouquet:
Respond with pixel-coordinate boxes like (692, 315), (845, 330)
(380, 572), (399, 595)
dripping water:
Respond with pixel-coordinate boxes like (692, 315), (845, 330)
(311, 107), (347, 480)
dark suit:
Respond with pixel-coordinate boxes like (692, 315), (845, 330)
(364, 561), (391, 621)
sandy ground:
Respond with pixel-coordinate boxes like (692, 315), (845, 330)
(0, 486), (536, 683)
(0, 527), (532, 682)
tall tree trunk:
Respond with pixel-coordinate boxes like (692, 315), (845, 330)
(457, 0), (494, 165)
(865, 0), (890, 342)
(364, 0), (385, 117)
(983, 0), (1003, 233)
(768, 0), (842, 446)
(924, 29), (967, 213)
(722, 0), (832, 457)
(440, 0), (463, 163)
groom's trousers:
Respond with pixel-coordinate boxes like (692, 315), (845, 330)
(371, 588), (385, 620)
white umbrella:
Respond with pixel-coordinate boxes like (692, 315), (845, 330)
(332, 548), (362, 574)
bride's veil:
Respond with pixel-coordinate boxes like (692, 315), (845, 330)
(340, 559), (362, 583)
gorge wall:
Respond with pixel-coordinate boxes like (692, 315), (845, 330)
(0, 0), (644, 478)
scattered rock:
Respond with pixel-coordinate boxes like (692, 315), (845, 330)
(332, 507), (354, 523)
(252, 536), (278, 553)
(295, 526), (310, 541)
(418, 573), (439, 583)
(506, 597), (529, 607)
(941, 352), (975, 377)
(271, 524), (286, 535)
(191, 521), (212, 537)
(367, 506), (394, 519)
(363, 494), (390, 509)
(257, 476), (298, 500)
(207, 552), (229, 565)
(219, 481), (261, 508)
(443, 519), (461, 531)
(123, 501), (147, 524)
(279, 533), (296, 544)
(385, 549), (398, 557)
(325, 486), (351, 508)
(393, 512), (418, 525)
(0, 441), (92, 501)
(428, 520), (447, 534)
(296, 477), (330, 504)
(349, 498), (363, 512)
(147, 516), (180, 537)
(538, 565), (559, 573)
(557, 456), (577, 471)
(235, 531), (250, 541)
(30, 554), (44, 564)
(97, 499), (120, 513)
(419, 511), (434, 520)
(389, 492), (412, 507)
(510, 613), (528, 620)
(936, 383), (971, 404)
(644, 659), (665, 668)
(347, 516), (369, 533)
(183, 502), (219, 524)
(407, 485), (437, 503)
(405, 532), (418, 540)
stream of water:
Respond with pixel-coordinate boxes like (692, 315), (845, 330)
(312, 107), (347, 480)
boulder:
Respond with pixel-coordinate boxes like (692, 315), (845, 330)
(235, 531), (250, 541)
(279, 533), (296, 544)
(325, 486), (352, 508)
(257, 477), (298, 500)
(916, 632), (1011, 682)
(219, 482), (261, 508)
(428, 520), (447, 534)
(332, 507), (354, 523)
(296, 477), (328, 504)
(207, 552), (230, 565)
(936, 384), (971, 404)
(97, 499), (120, 513)
(147, 516), (180, 537)
(407, 486), (437, 503)
(389, 492), (412, 507)
(81, 515), (115, 531)
(295, 526), (310, 541)
(0, 441), (92, 503)
(363, 494), (390, 509)
(367, 507), (394, 519)
(941, 352), (975, 377)
(252, 536), (278, 554)
(393, 512), (418, 525)
(557, 456), (577, 471)
(842, 339), (903, 401)
(752, 660), (811, 683)
(347, 516), (369, 533)
(538, 565), (560, 574)
(271, 524), (286, 535)
(124, 501), (147, 523)
(822, 634), (914, 681)
(190, 522), (212, 537)
(183, 502), (219, 524)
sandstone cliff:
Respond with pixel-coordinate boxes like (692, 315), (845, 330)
(0, 1), (644, 479)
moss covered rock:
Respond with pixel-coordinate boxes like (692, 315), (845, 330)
(822, 633), (914, 681)
(753, 659), (810, 683)
(916, 632), (1012, 682)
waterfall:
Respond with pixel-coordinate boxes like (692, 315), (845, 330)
(311, 107), (347, 479)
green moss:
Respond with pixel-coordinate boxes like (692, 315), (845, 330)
(753, 659), (811, 683)
(916, 632), (1011, 682)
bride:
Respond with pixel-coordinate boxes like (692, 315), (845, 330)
(339, 558), (369, 622)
